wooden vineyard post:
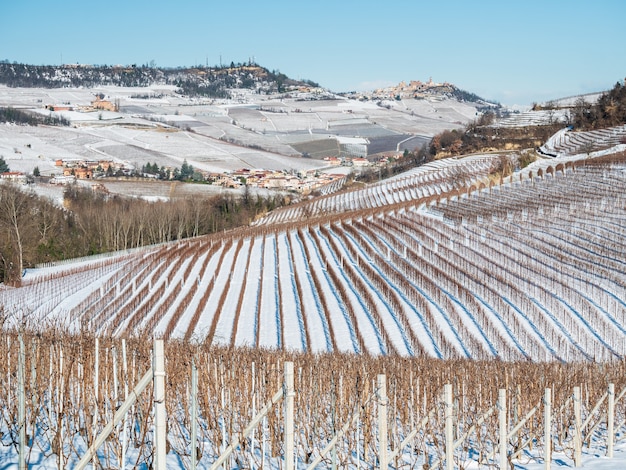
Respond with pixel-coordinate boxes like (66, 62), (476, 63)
(121, 338), (129, 470)
(544, 388), (551, 470)
(18, 333), (25, 470)
(444, 383), (453, 470)
(378, 374), (388, 469)
(608, 383), (614, 458)
(191, 359), (198, 470)
(93, 336), (99, 466)
(499, 389), (507, 470)
(153, 339), (167, 470)
(59, 346), (64, 470)
(284, 361), (295, 470)
(573, 386), (581, 467)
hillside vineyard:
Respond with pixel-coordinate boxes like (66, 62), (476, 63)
(2, 154), (626, 361)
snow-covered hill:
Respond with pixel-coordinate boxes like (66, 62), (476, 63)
(4, 150), (626, 362)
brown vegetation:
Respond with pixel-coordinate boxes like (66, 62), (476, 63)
(428, 121), (563, 158)
(571, 81), (626, 130)
(0, 184), (286, 284)
(425, 81), (626, 160)
(1, 330), (624, 467)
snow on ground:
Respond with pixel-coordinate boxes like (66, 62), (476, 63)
(234, 236), (264, 347)
(190, 242), (236, 341)
(277, 232), (306, 351)
(213, 238), (252, 346)
(290, 230), (329, 353)
(2, 429), (626, 469)
(0, 84), (485, 184)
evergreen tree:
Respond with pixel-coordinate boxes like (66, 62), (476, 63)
(0, 156), (9, 173)
(180, 159), (194, 180)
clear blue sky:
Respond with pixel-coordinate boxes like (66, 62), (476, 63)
(1, 0), (624, 106)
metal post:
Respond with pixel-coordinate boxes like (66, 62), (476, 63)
(93, 336), (99, 456)
(250, 362), (255, 470)
(191, 359), (198, 470)
(608, 383), (614, 458)
(444, 384), (453, 470)
(331, 376), (337, 470)
(378, 374), (388, 469)
(544, 388), (551, 470)
(499, 389), (507, 469)
(18, 333), (26, 470)
(153, 339), (167, 470)
(121, 338), (128, 470)
(573, 386), (581, 467)
(284, 362), (294, 470)
(59, 346), (64, 470)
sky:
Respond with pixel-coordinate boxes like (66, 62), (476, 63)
(1, 0), (624, 107)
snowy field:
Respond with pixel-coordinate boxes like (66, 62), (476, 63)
(3, 84), (626, 468)
(0, 84), (483, 183)
(4, 148), (626, 362)
(2, 136), (626, 469)
(1, 432), (626, 468)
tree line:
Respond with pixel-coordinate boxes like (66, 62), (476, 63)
(0, 62), (308, 98)
(140, 159), (201, 181)
(569, 81), (626, 130)
(0, 183), (287, 285)
(426, 113), (564, 159)
(0, 107), (70, 126)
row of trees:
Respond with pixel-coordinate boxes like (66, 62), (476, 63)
(570, 81), (626, 129)
(0, 183), (287, 284)
(140, 159), (201, 181)
(0, 62), (306, 98)
(428, 112), (564, 158)
(0, 107), (69, 126)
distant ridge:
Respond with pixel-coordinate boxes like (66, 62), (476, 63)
(0, 61), (317, 98)
(0, 61), (495, 106)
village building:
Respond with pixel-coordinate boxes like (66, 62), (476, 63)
(92, 96), (118, 112)
(63, 167), (93, 179)
(351, 157), (371, 167)
(1, 171), (27, 184)
(324, 156), (342, 166)
(49, 175), (76, 185)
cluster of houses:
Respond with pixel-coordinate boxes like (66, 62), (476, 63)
(209, 168), (346, 194)
(346, 78), (455, 101)
(323, 156), (372, 167)
(3, 153), (393, 194)
(49, 158), (348, 194)
(44, 96), (119, 113)
(54, 159), (127, 180)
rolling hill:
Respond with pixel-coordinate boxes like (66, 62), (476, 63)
(3, 145), (626, 362)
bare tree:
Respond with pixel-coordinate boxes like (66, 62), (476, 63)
(0, 184), (34, 284)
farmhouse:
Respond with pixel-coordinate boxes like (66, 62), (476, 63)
(323, 156), (342, 166)
(49, 175), (76, 185)
(63, 167), (93, 179)
(91, 96), (117, 112)
(1, 171), (27, 184)
(351, 157), (370, 167)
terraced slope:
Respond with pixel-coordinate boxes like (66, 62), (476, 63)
(255, 154), (503, 226)
(540, 124), (626, 156)
(2, 153), (626, 361)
